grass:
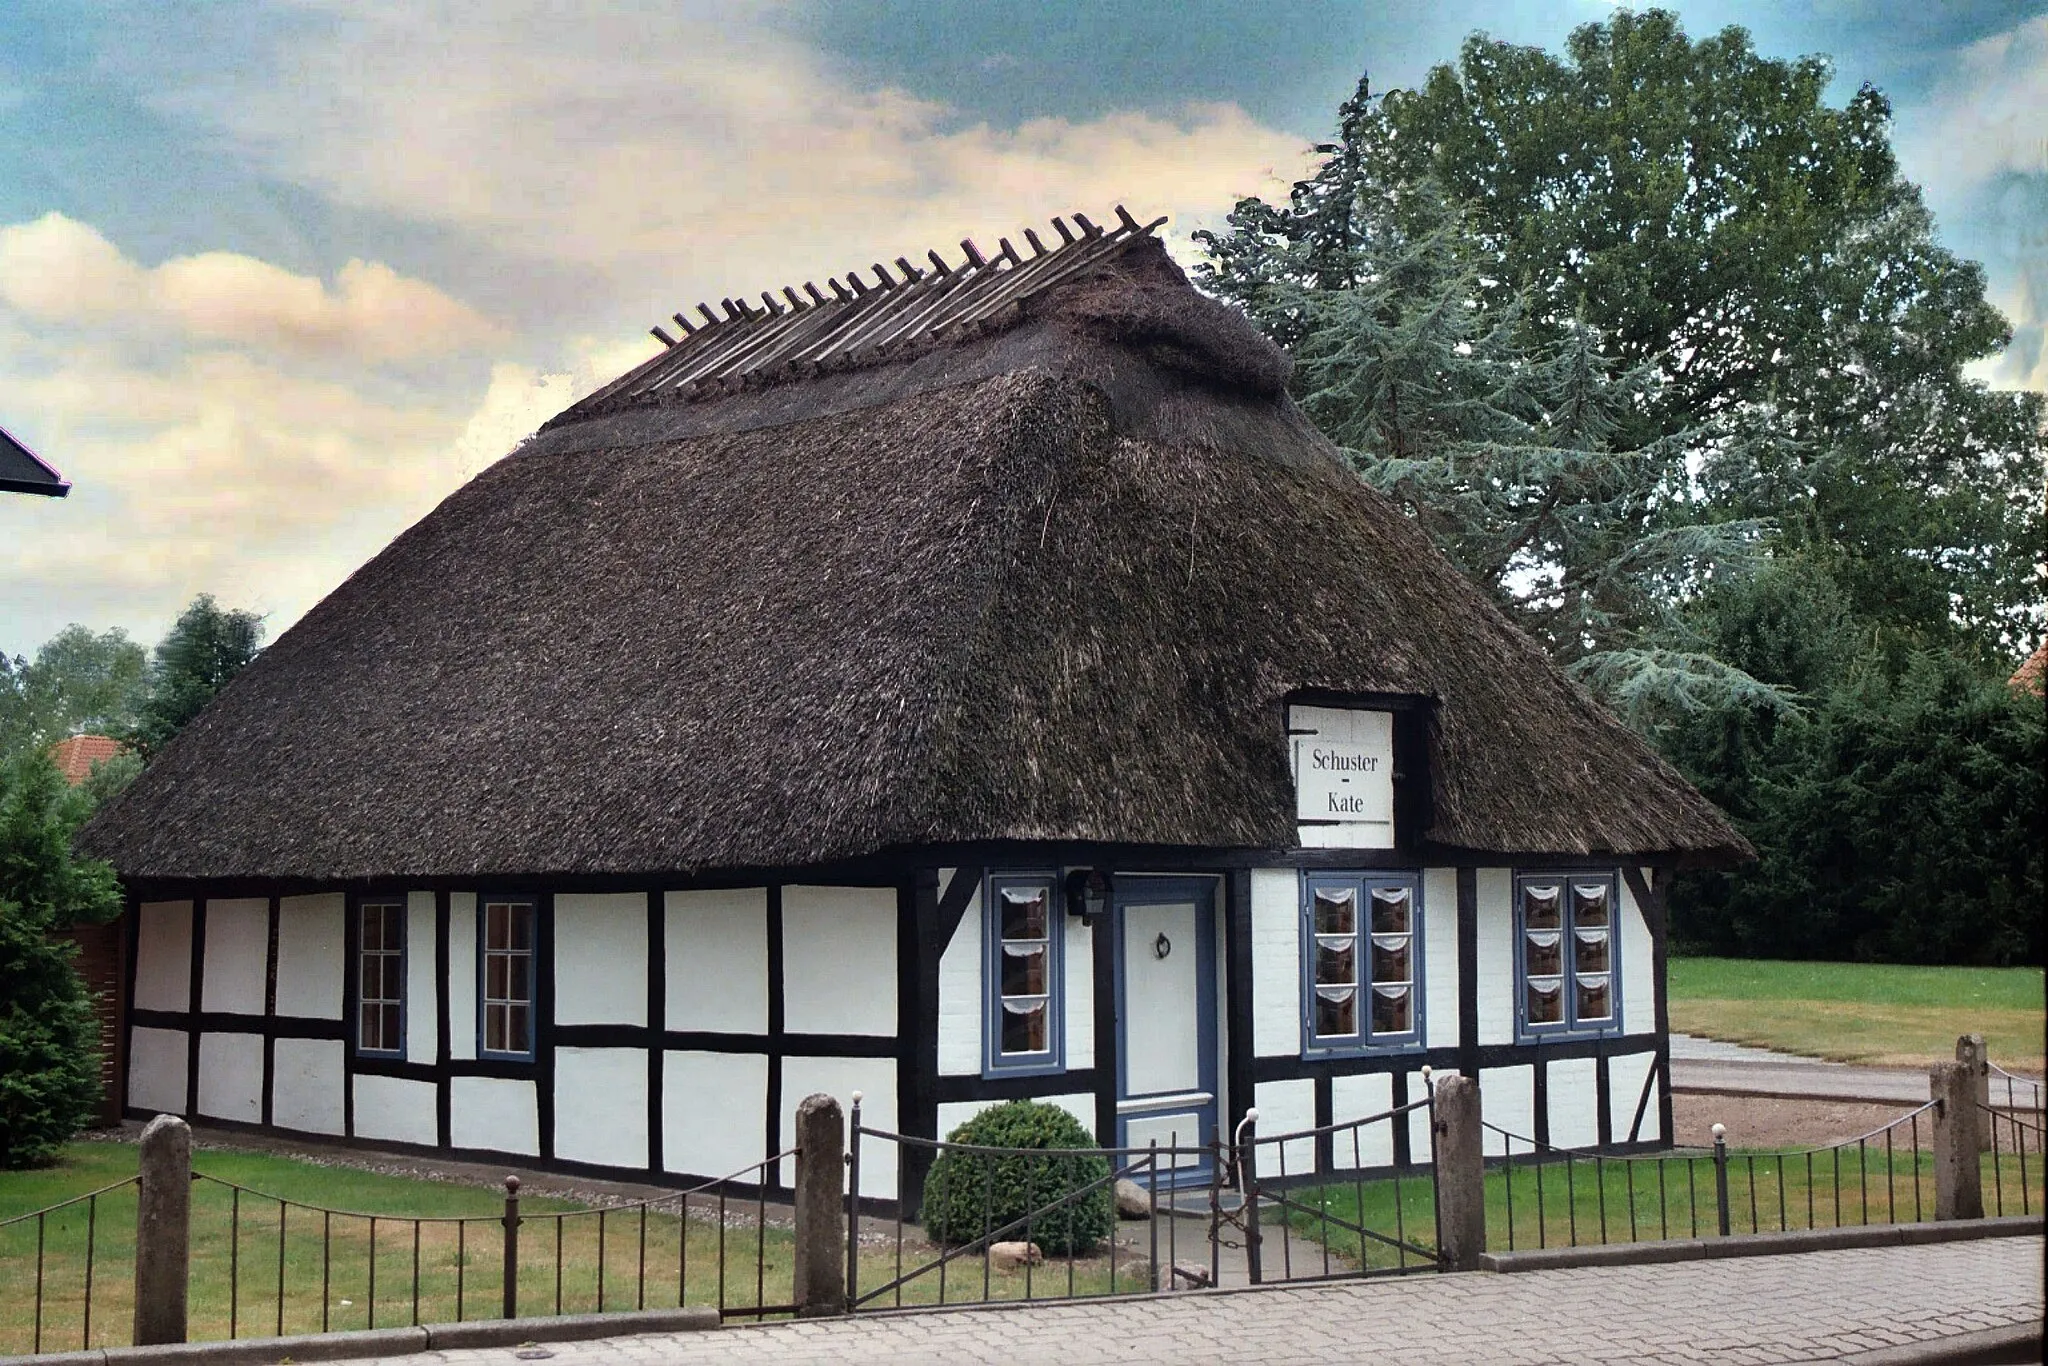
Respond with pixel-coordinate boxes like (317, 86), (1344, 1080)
(1667, 957), (2046, 1070)
(0, 1142), (1168, 1355)
(1284, 1141), (2047, 1267)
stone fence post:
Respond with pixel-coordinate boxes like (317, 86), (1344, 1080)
(1955, 1034), (1991, 1153)
(133, 1113), (191, 1345)
(791, 1093), (847, 1316)
(1431, 1073), (1485, 1271)
(1930, 1061), (1983, 1221)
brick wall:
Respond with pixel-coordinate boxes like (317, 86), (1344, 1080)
(59, 917), (126, 1125)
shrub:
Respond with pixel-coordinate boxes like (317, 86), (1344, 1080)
(920, 1100), (1114, 1255)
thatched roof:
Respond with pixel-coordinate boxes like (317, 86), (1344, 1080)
(80, 214), (1749, 883)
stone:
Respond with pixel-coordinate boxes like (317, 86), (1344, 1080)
(1115, 1178), (1152, 1219)
(988, 1240), (1045, 1271)
(1170, 1260), (1213, 1289)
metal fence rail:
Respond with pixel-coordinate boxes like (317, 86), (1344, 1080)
(1485, 1101), (1943, 1250)
(1981, 1103), (2041, 1218)
(1238, 1097), (1442, 1283)
(0, 1175), (138, 1355)
(1985, 1061), (2045, 1115)
(184, 1150), (797, 1342)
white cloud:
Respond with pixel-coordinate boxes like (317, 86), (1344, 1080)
(0, 213), (500, 362)
(1895, 14), (2048, 204)
(132, 3), (1306, 300)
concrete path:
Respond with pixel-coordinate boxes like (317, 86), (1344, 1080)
(331, 1236), (2043, 1365)
(1666, 1036), (2015, 1107)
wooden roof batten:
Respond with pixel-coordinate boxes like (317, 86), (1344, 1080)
(577, 207), (1166, 416)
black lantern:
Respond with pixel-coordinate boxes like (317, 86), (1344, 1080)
(1065, 868), (1112, 926)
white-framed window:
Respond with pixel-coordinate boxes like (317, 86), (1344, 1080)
(480, 898), (536, 1059)
(1515, 872), (1618, 1039)
(1301, 873), (1421, 1053)
(983, 873), (1062, 1075)
(356, 899), (405, 1055)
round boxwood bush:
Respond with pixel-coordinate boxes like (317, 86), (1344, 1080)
(921, 1100), (1114, 1255)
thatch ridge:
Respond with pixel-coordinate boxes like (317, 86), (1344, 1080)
(79, 234), (1748, 881)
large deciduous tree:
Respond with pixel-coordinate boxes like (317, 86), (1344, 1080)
(0, 627), (147, 762)
(128, 595), (266, 763)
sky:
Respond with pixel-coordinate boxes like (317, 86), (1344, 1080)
(2, 0), (2044, 657)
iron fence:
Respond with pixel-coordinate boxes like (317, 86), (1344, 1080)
(1236, 1097), (1443, 1283)
(1985, 1061), (2044, 1114)
(1981, 1102), (2041, 1218)
(1481, 1101), (1959, 1250)
(0, 1175), (137, 1355)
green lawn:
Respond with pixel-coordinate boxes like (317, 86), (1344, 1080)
(0, 1142), (1155, 1354)
(1284, 1144), (2046, 1267)
(1668, 957), (2046, 1070)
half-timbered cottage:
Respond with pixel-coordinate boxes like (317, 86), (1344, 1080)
(79, 209), (1750, 1203)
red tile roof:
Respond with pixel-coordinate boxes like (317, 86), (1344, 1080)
(49, 734), (125, 785)
(2012, 642), (2048, 697)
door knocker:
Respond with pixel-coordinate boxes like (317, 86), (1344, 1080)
(1153, 932), (1172, 960)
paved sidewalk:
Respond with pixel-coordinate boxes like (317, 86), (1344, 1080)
(337, 1237), (2043, 1365)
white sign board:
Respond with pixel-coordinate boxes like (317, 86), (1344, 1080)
(1291, 707), (1394, 834)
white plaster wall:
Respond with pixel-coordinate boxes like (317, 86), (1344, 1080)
(665, 889), (767, 1034)
(1251, 1078), (1315, 1175)
(1474, 869), (1515, 1045)
(1065, 907), (1095, 1070)
(1329, 1072), (1395, 1169)
(935, 1093), (1097, 1146)
(272, 1038), (345, 1135)
(781, 887), (897, 1036)
(202, 898), (270, 1015)
(782, 1056), (896, 1197)
(406, 892), (438, 1064)
(1422, 868), (1456, 1046)
(554, 1047), (650, 1170)
(1407, 1069), (1435, 1164)
(448, 894), (477, 1062)
(555, 893), (648, 1027)
(663, 1051), (769, 1178)
(935, 874), (981, 1076)
(450, 1076), (538, 1156)
(274, 894), (344, 1020)
(356, 1074), (439, 1148)
(1608, 1051), (1661, 1143)
(128, 1025), (188, 1113)
(1621, 877), (1654, 1035)
(196, 1032), (263, 1121)
(1479, 1063), (1536, 1158)
(1249, 870), (1299, 1058)
(1546, 1057), (1600, 1150)
(134, 901), (193, 1013)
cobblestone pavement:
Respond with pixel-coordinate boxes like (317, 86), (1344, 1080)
(345, 1237), (2042, 1365)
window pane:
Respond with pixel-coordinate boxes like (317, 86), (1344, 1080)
(1000, 945), (1046, 996)
(1571, 882), (1610, 929)
(486, 904), (508, 951)
(1000, 1000), (1047, 1054)
(381, 1004), (401, 1050)
(383, 905), (405, 946)
(1314, 936), (1355, 986)
(359, 1003), (380, 1051)
(1576, 975), (1612, 1022)
(1314, 984), (1356, 1037)
(1574, 928), (1610, 975)
(510, 907), (532, 951)
(507, 953), (530, 1005)
(1523, 929), (1562, 978)
(1370, 934), (1410, 984)
(1313, 888), (1356, 936)
(1370, 887), (1410, 934)
(1522, 883), (1562, 930)
(486, 953), (508, 1002)
(1526, 976), (1564, 1025)
(1000, 888), (1047, 942)
(364, 908), (385, 951)
(1371, 983), (1412, 1034)
(486, 1004), (507, 1054)
(508, 1004), (530, 1052)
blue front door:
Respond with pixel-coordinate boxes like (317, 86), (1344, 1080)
(1112, 876), (1219, 1186)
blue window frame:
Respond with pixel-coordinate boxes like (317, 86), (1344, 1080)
(1301, 873), (1421, 1054)
(1515, 871), (1620, 1040)
(356, 899), (406, 1056)
(983, 873), (1062, 1076)
(479, 897), (536, 1060)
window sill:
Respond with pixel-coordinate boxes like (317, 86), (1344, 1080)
(1300, 1037), (1425, 1061)
(981, 1057), (1067, 1081)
